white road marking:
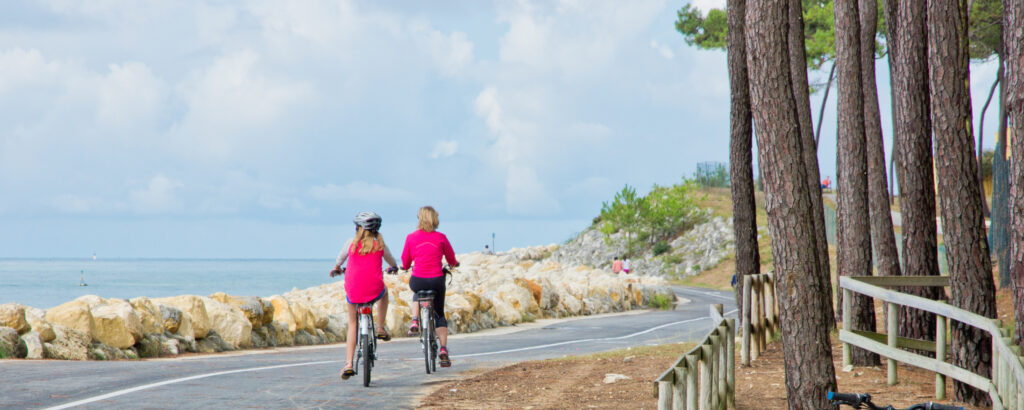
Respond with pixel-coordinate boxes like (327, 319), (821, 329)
(43, 360), (339, 410)
(47, 302), (738, 409)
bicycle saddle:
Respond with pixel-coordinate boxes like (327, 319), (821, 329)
(415, 290), (436, 301)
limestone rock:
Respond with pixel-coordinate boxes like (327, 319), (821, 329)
(197, 331), (231, 353)
(45, 300), (94, 339)
(259, 299), (275, 325)
(160, 337), (180, 356)
(24, 307), (55, 342)
(201, 297), (252, 349)
(89, 342), (127, 360)
(21, 331), (45, 359)
(268, 296), (297, 334)
(130, 297), (164, 335)
(294, 330), (317, 346)
(45, 324), (90, 360)
(0, 304), (30, 334)
(135, 334), (161, 358)
(210, 293), (264, 328)
(0, 326), (27, 358)
(287, 300), (317, 333)
(91, 301), (144, 349)
(266, 321), (293, 346)
(603, 373), (631, 384)
(152, 296), (210, 339)
(159, 305), (182, 334)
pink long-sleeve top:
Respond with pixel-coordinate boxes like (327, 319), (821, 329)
(401, 230), (458, 278)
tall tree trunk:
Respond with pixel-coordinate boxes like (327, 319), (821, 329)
(1006, 0), (1024, 348)
(860, 0), (901, 282)
(979, 75), (999, 193)
(834, 0), (878, 366)
(745, 2), (837, 408)
(727, 0), (760, 327)
(993, 55), (1011, 288)
(890, 0), (943, 345)
(789, 0), (835, 330)
(928, 0), (998, 404)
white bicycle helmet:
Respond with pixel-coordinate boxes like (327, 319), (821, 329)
(353, 211), (382, 232)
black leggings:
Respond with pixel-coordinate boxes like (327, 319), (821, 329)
(409, 275), (447, 328)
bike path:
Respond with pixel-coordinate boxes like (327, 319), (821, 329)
(2, 286), (735, 409)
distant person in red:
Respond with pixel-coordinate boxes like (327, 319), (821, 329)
(612, 256), (623, 274)
(821, 176), (831, 190)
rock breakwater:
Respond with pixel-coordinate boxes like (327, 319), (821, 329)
(0, 247), (673, 360)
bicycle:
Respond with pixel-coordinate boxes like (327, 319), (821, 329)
(827, 391), (964, 410)
(412, 264), (454, 374)
(332, 266), (397, 387)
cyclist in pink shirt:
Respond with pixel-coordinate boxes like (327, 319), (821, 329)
(330, 211), (398, 380)
(401, 206), (458, 367)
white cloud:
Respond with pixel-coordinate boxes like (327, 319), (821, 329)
(130, 174), (184, 214)
(411, 22), (474, 77)
(650, 40), (675, 60)
(689, 0), (726, 13)
(309, 181), (415, 203)
(171, 50), (311, 157)
(96, 62), (167, 130)
(0, 48), (62, 93)
(429, 140), (459, 159)
(51, 194), (108, 214)
(506, 166), (560, 215)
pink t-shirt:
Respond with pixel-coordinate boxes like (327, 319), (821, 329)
(401, 230), (458, 278)
(345, 241), (385, 304)
(612, 260), (623, 273)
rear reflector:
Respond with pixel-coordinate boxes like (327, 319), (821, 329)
(358, 307), (372, 314)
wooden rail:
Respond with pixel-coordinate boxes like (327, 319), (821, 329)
(840, 275), (1024, 410)
(653, 304), (736, 410)
(742, 272), (778, 366)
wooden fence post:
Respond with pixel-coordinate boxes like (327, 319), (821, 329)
(709, 334), (720, 410)
(756, 276), (766, 352)
(673, 364), (687, 410)
(726, 318), (736, 409)
(700, 343), (713, 410)
(842, 288), (852, 367)
(659, 380), (672, 410)
(766, 272), (777, 333)
(718, 323), (728, 409)
(887, 302), (897, 386)
(936, 314), (946, 400)
(742, 276), (752, 365)
(686, 353), (699, 410)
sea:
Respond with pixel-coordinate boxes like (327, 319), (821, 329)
(0, 258), (339, 310)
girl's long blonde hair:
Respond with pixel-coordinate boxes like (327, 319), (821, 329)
(417, 206), (439, 232)
(351, 227), (384, 255)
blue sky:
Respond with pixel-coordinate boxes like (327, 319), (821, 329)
(0, 0), (1003, 258)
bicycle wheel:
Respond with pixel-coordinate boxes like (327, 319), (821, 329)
(428, 314), (437, 372)
(422, 305), (432, 374)
(362, 315), (373, 387)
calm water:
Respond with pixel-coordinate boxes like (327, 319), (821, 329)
(0, 259), (338, 309)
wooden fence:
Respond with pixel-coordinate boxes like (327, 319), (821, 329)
(840, 275), (1024, 410)
(653, 304), (736, 409)
(742, 272), (778, 366)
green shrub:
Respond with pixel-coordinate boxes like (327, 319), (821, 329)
(663, 254), (683, 265)
(652, 241), (671, 256)
(648, 293), (673, 310)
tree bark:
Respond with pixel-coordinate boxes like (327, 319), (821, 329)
(745, 2), (837, 408)
(1006, 0), (1024, 348)
(834, 0), (879, 366)
(890, 0), (943, 345)
(727, 0), (760, 327)
(928, 0), (998, 404)
(860, 0), (902, 283)
(789, 0), (835, 330)
(993, 56), (1011, 288)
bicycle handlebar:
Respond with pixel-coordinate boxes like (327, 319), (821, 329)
(828, 391), (964, 410)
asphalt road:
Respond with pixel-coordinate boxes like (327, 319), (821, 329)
(3, 286), (736, 409)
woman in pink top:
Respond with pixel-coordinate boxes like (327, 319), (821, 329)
(330, 211), (398, 380)
(401, 206), (458, 367)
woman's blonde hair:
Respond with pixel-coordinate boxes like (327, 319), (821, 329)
(351, 227), (384, 255)
(417, 206), (439, 232)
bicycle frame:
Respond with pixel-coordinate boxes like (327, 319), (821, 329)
(354, 303), (377, 387)
(416, 295), (439, 373)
